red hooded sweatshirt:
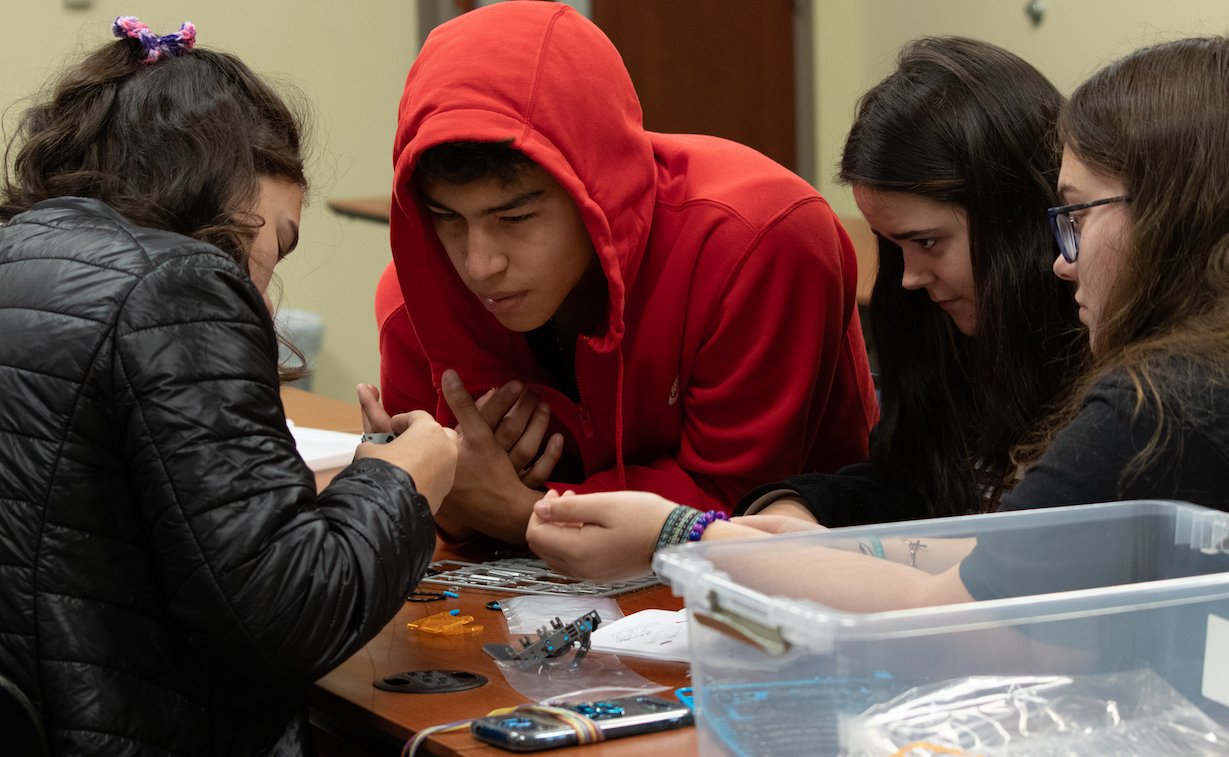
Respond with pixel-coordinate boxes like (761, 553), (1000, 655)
(376, 2), (878, 513)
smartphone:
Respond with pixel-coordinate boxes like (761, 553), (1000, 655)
(470, 694), (694, 752)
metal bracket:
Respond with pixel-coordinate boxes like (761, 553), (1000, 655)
(484, 611), (602, 664)
(692, 590), (791, 657)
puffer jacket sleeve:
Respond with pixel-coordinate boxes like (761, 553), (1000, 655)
(111, 243), (433, 684)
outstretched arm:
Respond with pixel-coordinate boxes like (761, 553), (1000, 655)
(527, 490), (975, 612)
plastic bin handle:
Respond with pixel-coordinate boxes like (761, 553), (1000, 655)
(692, 590), (791, 657)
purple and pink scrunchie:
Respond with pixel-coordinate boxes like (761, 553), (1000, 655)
(112, 16), (196, 64)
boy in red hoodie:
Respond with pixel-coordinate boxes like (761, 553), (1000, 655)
(372, 1), (878, 544)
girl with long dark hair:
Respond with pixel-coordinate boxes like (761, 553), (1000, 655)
(735, 37), (1087, 526)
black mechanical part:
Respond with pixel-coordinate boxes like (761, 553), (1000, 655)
(483, 611), (601, 663)
(373, 669), (488, 694)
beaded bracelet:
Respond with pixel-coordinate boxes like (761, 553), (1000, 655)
(656, 506), (706, 551)
(688, 510), (729, 541)
(658, 508), (698, 550)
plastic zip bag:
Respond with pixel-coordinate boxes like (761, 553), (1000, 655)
(843, 669), (1229, 756)
(494, 652), (668, 704)
(499, 595), (624, 635)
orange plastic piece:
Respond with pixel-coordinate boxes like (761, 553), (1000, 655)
(407, 611), (484, 636)
(887, 743), (975, 757)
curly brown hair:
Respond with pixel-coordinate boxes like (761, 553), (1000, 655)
(2, 33), (307, 265)
(2, 33), (310, 380)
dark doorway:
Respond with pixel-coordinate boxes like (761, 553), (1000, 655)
(591, 0), (802, 175)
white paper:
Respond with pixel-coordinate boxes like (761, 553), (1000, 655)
(589, 608), (690, 662)
(286, 420), (361, 472)
(1204, 613), (1229, 707)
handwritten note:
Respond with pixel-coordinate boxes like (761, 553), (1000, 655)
(589, 609), (690, 662)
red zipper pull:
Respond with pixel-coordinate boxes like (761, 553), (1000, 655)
(576, 402), (594, 439)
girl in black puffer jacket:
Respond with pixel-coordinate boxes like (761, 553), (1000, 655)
(0, 18), (457, 756)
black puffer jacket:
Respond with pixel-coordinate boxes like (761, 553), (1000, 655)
(0, 198), (435, 756)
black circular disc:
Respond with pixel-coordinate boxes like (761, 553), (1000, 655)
(373, 669), (488, 693)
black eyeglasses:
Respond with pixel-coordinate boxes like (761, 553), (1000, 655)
(1047, 196), (1129, 263)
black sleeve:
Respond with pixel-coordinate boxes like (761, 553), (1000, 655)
(961, 376), (1229, 601)
(734, 460), (929, 526)
(114, 249), (435, 684)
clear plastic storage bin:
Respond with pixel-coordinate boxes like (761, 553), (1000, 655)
(653, 500), (1229, 757)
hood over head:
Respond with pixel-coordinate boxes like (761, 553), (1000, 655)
(391, 1), (655, 364)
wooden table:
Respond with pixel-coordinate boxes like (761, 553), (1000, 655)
(281, 388), (695, 757)
(328, 196), (395, 225)
(328, 194), (879, 305)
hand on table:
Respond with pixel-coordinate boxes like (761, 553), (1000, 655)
(354, 384), (457, 513)
(435, 369), (563, 544)
(526, 489), (679, 581)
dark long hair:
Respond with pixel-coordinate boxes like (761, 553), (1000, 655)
(840, 37), (1086, 516)
(2, 32), (309, 379)
(1029, 36), (1229, 483)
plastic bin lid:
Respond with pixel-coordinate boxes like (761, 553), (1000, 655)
(653, 500), (1229, 654)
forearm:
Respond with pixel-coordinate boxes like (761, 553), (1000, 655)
(875, 536), (976, 574)
(700, 522), (974, 612)
(437, 484), (540, 544)
(292, 461), (436, 673)
(162, 459), (434, 681)
(557, 459), (748, 514)
(756, 498), (818, 523)
(774, 554), (972, 613)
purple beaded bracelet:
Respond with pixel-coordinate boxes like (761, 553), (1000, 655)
(688, 510), (729, 541)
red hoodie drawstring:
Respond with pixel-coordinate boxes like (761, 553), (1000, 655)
(615, 346), (627, 489)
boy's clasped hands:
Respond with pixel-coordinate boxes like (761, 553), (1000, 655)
(358, 369), (564, 543)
